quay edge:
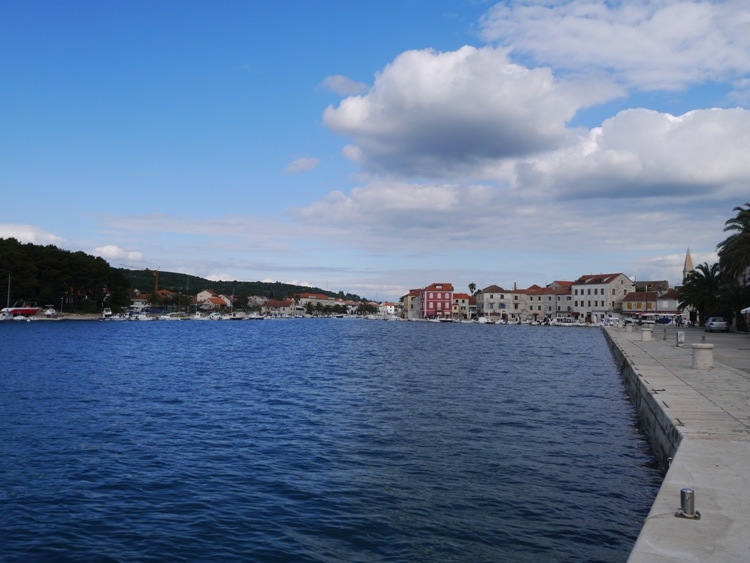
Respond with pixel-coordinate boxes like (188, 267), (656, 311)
(603, 326), (750, 562)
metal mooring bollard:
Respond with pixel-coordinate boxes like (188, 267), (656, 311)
(675, 488), (700, 519)
(663, 328), (668, 340)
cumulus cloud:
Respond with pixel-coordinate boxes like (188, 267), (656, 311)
(290, 181), (497, 240)
(284, 157), (321, 174)
(288, 178), (725, 259)
(92, 245), (143, 261)
(513, 107), (750, 202)
(319, 74), (369, 95)
(323, 45), (622, 179)
(0, 224), (64, 245)
(479, 0), (750, 91)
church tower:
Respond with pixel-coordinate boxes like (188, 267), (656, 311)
(682, 248), (694, 282)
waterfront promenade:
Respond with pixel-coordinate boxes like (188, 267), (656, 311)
(604, 325), (750, 562)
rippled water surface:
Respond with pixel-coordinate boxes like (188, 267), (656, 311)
(0, 319), (661, 562)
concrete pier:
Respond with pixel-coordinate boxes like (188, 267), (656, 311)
(604, 326), (750, 562)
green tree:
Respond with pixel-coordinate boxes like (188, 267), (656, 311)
(468, 282), (477, 296)
(717, 202), (750, 284)
(719, 283), (750, 332)
(677, 262), (722, 327)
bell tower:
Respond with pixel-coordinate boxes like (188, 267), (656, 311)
(682, 248), (694, 282)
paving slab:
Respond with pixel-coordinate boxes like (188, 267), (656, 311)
(603, 326), (750, 562)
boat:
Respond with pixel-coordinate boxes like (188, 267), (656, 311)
(246, 312), (266, 320)
(2, 274), (41, 318)
(133, 313), (155, 321)
(1, 301), (41, 318)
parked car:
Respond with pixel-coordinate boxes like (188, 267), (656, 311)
(705, 317), (729, 332)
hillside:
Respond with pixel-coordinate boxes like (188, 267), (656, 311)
(0, 238), (131, 312)
(118, 269), (364, 302)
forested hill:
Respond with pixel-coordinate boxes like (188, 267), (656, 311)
(119, 269), (364, 302)
(0, 237), (364, 313)
(0, 238), (130, 312)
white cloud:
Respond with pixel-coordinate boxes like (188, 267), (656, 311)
(91, 245), (143, 261)
(323, 45), (622, 179)
(0, 224), (64, 245)
(319, 74), (369, 95)
(512, 107), (750, 202)
(284, 157), (321, 174)
(479, 0), (750, 91)
(289, 181), (499, 246)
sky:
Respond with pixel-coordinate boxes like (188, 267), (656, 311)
(2, 0), (749, 301)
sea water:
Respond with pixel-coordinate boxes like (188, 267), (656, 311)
(0, 319), (661, 562)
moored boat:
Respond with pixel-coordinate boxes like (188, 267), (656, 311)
(1, 301), (41, 318)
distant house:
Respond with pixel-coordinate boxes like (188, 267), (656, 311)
(196, 289), (218, 303)
(572, 273), (634, 322)
(623, 287), (680, 319)
(130, 295), (149, 312)
(400, 289), (421, 320)
(418, 283), (454, 320)
(298, 293), (336, 309)
(201, 296), (229, 311)
(261, 298), (295, 317)
(379, 302), (398, 316)
(475, 284), (509, 320)
(452, 293), (471, 320)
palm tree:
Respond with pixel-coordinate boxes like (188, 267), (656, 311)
(468, 282), (477, 296)
(677, 262), (722, 326)
(717, 203), (750, 284)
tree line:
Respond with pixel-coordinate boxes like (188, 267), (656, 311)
(119, 269), (364, 304)
(678, 203), (750, 331)
(0, 238), (131, 312)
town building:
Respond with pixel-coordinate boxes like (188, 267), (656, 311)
(571, 273), (634, 322)
(474, 284), (509, 321)
(452, 293), (471, 320)
(417, 283), (454, 320)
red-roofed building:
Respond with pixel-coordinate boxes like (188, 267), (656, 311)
(418, 283), (454, 320)
(572, 273), (634, 322)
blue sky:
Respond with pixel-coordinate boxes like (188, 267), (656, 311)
(2, 1), (749, 300)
